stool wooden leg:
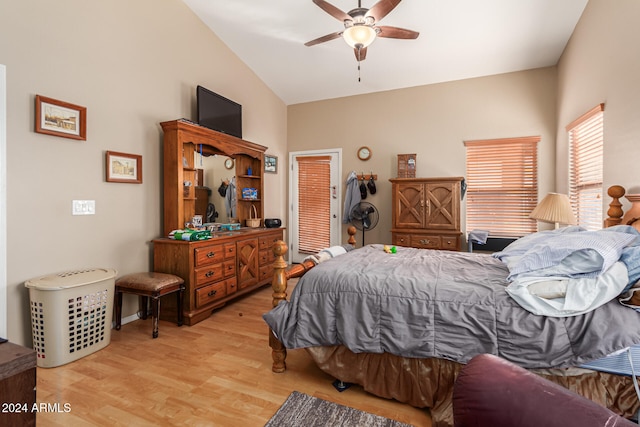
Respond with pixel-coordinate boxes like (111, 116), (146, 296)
(152, 297), (160, 339)
(115, 291), (123, 330)
(177, 287), (184, 327)
(139, 296), (149, 320)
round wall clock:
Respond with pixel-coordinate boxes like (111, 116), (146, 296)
(224, 158), (235, 169)
(357, 146), (372, 161)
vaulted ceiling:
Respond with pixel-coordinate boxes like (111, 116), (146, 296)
(184, 0), (588, 105)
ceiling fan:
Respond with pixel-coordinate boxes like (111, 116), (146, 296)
(305, 0), (419, 62)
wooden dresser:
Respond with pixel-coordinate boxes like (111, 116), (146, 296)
(0, 341), (36, 427)
(153, 227), (283, 325)
(390, 177), (463, 251)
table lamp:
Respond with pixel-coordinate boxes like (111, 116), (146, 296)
(529, 193), (577, 229)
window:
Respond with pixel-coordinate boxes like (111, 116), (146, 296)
(567, 104), (604, 231)
(465, 136), (539, 237)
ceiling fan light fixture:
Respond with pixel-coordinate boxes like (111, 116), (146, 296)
(343, 24), (376, 49)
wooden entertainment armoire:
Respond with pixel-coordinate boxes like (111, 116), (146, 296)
(390, 177), (463, 251)
(153, 119), (283, 325)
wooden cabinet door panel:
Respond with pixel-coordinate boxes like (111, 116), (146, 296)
(237, 238), (259, 289)
(395, 182), (425, 228)
(425, 182), (460, 230)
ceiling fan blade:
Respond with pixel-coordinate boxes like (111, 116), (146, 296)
(376, 25), (419, 39)
(312, 0), (351, 22)
(366, 0), (402, 22)
(305, 31), (343, 47)
(354, 46), (367, 61)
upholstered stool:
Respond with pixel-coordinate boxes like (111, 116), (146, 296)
(115, 272), (185, 338)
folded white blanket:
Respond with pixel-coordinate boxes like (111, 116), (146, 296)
(303, 245), (348, 265)
(319, 245), (347, 258)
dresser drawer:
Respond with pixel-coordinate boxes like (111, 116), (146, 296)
(411, 235), (441, 249)
(259, 249), (275, 266)
(260, 264), (274, 282)
(194, 263), (224, 286)
(226, 278), (237, 296)
(223, 260), (235, 278)
(195, 244), (225, 266)
(195, 280), (227, 307)
(224, 243), (236, 259)
(392, 233), (412, 247)
(440, 235), (460, 250)
(259, 234), (281, 251)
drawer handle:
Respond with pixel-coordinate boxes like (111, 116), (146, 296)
(446, 240), (452, 244)
(420, 239), (430, 244)
(207, 251), (216, 258)
(227, 265), (233, 270)
(207, 290), (217, 297)
(205, 271), (215, 278)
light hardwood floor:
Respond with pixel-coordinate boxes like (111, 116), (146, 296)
(36, 281), (432, 427)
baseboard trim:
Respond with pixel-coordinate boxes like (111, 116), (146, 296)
(111, 313), (139, 329)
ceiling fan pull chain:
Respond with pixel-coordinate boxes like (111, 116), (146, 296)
(356, 45), (362, 82)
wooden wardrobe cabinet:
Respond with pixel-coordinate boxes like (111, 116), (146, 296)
(390, 177), (463, 251)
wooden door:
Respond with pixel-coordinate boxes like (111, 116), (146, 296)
(394, 182), (425, 229)
(425, 181), (459, 230)
(236, 238), (259, 290)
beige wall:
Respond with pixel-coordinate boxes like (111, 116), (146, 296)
(556, 0), (640, 202)
(288, 68), (558, 245)
(0, 0), (287, 345)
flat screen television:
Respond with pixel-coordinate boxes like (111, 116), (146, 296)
(196, 85), (242, 139)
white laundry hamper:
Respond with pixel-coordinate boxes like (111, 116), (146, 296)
(24, 268), (117, 368)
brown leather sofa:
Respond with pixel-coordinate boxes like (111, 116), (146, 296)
(453, 353), (638, 427)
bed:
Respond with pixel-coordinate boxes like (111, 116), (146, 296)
(263, 185), (640, 426)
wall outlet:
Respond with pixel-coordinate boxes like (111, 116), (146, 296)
(72, 200), (95, 215)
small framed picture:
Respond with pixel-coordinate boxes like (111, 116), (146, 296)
(35, 95), (87, 140)
(106, 151), (142, 184)
(265, 154), (278, 174)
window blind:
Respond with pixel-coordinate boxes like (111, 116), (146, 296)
(464, 136), (539, 237)
(567, 104), (604, 231)
(297, 156), (331, 254)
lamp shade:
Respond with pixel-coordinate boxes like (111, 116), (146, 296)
(529, 193), (577, 228)
(343, 25), (376, 48)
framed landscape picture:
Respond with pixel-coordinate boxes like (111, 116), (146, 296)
(106, 151), (142, 184)
(35, 95), (86, 140)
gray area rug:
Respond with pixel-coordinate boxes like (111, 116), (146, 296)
(265, 391), (414, 427)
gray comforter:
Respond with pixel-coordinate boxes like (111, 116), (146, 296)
(263, 244), (640, 369)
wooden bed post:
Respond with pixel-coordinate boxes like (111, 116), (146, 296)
(269, 226), (358, 373)
(270, 241), (289, 373)
(605, 185), (625, 228)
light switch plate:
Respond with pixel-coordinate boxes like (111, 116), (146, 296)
(72, 200), (95, 215)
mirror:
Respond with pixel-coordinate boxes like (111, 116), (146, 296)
(194, 153), (234, 224)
